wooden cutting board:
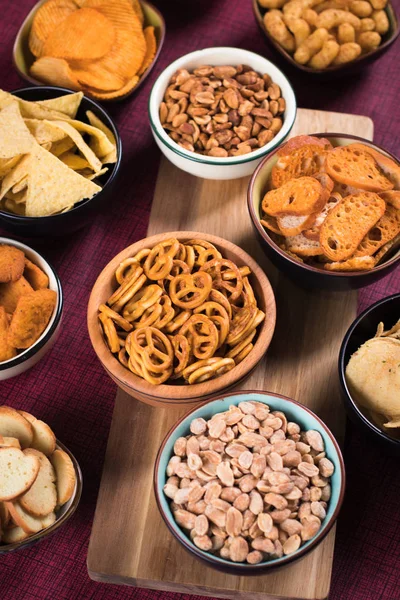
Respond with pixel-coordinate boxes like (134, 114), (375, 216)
(87, 108), (373, 599)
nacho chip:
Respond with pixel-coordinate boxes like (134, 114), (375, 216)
(41, 142), (53, 152)
(0, 91), (70, 121)
(77, 166), (108, 180)
(0, 156), (31, 201)
(59, 152), (90, 170)
(30, 57), (82, 92)
(43, 120), (102, 171)
(0, 157), (22, 179)
(24, 119), (66, 145)
(50, 137), (75, 157)
(12, 176), (28, 195)
(23, 259), (49, 290)
(29, 0), (79, 57)
(25, 143), (101, 217)
(8, 289), (57, 349)
(2, 198), (26, 216)
(65, 118), (115, 159)
(37, 92), (84, 118)
(138, 26), (157, 76)
(0, 277), (34, 313)
(86, 110), (117, 163)
(0, 104), (34, 159)
(0, 306), (16, 362)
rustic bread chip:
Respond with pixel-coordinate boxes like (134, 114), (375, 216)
(380, 191), (400, 210)
(323, 256), (375, 271)
(0, 306), (16, 362)
(17, 411), (56, 457)
(37, 92), (84, 119)
(0, 436), (21, 449)
(0, 244), (25, 283)
(42, 7), (115, 61)
(138, 26), (157, 76)
(23, 259), (49, 291)
(0, 155), (31, 202)
(86, 110), (117, 163)
(262, 176), (324, 217)
(51, 449), (76, 505)
(83, 74), (139, 100)
(2, 525), (30, 544)
(0, 501), (10, 527)
(30, 57), (82, 92)
(277, 135), (333, 156)
(271, 140), (330, 188)
(303, 193), (342, 240)
(59, 152), (90, 170)
(6, 501), (44, 534)
(29, 0), (79, 57)
(19, 449), (57, 517)
(0, 407), (34, 449)
(347, 143), (400, 190)
(374, 233), (400, 265)
(0, 447), (39, 500)
(277, 213), (318, 237)
(0, 104), (34, 159)
(25, 143), (101, 217)
(320, 192), (386, 261)
(260, 215), (282, 236)
(7, 289), (57, 349)
(326, 145), (393, 192)
(43, 121), (102, 172)
(354, 204), (400, 257)
(286, 233), (324, 256)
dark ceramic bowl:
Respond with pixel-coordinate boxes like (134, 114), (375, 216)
(339, 293), (400, 455)
(247, 133), (400, 291)
(154, 390), (345, 574)
(253, 0), (399, 78)
(0, 86), (122, 238)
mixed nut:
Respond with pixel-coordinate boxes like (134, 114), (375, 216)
(164, 401), (334, 563)
(159, 65), (286, 157)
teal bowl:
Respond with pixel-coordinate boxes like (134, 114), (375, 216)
(154, 390), (345, 574)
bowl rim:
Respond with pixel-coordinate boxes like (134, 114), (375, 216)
(87, 230), (276, 401)
(153, 389), (346, 572)
(148, 46), (297, 166)
(12, 0), (166, 102)
(247, 132), (400, 278)
(0, 86), (122, 222)
(252, 0), (400, 75)
(338, 292), (400, 447)
(0, 438), (83, 553)
(0, 236), (63, 371)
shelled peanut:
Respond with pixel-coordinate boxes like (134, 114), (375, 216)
(259, 0), (390, 69)
(159, 65), (286, 157)
(164, 401), (335, 563)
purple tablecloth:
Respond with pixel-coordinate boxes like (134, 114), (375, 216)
(0, 0), (399, 598)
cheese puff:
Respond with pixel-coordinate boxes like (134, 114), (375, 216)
(314, 0), (349, 13)
(258, 0), (286, 7)
(284, 16), (311, 46)
(0, 306), (16, 362)
(360, 17), (376, 31)
(23, 259), (49, 291)
(0, 245), (25, 283)
(338, 22), (356, 43)
(309, 39), (340, 67)
(302, 8), (319, 25)
(350, 1), (373, 17)
(8, 289), (57, 349)
(370, 0), (387, 8)
(283, 0), (312, 19)
(333, 41), (362, 63)
(317, 9), (361, 29)
(294, 28), (329, 63)
(372, 9), (389, 34)
(264, 10), (296, 52)
(357, 30), (381, 51)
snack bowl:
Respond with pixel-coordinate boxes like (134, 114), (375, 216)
(154, 390), (345, 574)
(0, 237), (63, 381)
(0, 438), (82, 554)
(0, 86), (122, 237)
(148, 47), (296, 180)
(13, 0), (166, 101)
(339, 293), (400, 455)
(252, 0), (400, 78)
(248, 133), (400, 291)
(87, 231), (276, 408)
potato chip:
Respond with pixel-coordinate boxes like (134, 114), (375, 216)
(25, 144), (101, 217)
(37, 92), (84, 118)
(24, 119), (66, 145)
(86, 110), (117, 163)
(138, 26), (157, 76)
(30, 57), (82, 92)
(131, 0), (144, 24)
(0, 104), (34, 159)
(0, 156), (31, 201)
(71, 63), (125, 92)
(29, 0), (78, 58)
(0, 157), (22, 179)
(59, 152), (90, 170)
(42, 120), (103, 172)
(85, 74), (139, 100)
(50, 137), (75, 157)
(42, 7), (115, 61)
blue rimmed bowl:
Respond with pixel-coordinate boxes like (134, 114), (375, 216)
(154, 390), (345, 574)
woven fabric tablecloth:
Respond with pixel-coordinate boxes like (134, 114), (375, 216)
(0, 1), (399, 598)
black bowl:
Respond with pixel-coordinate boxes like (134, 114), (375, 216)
(0, 86), (122, 238)
(247, 133), (400, 291)
(339, 293), (400, 455)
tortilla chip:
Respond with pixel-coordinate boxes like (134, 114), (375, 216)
(23, 259), (49, 290)
(50, 137), (75, 157)
(6, 189), (28, 205)
(59, 152), (90, 170)
(25, 143), (101, 217)
(29, 0), (78, 57)
(0, 277), (34, 313)
(138, 26), (157, 76)
(78, 166), (108, 180)
(85, 110), (117, 163)
(12, 176), (28, 195)
(0, 156), (22, 179)
(24, 119), (66, 145)
(30, 57), (82, 92)
(37, 92), (84, 118)
(43, 120), (102, 171)
(1, 198), (26, 216)
(0, 104), (34, 159)
(41, 142), (53, 152)
(63, 118), (115, 159)
(0, 91), (70, 121)
(0, 155), (31, 201)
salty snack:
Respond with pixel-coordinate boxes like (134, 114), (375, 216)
(28, 0), (157, 99)
(98, 238), (265, 385)
(164, 401), (334, 563)
(0, 406), (77, 545)
(0, 90), (117, 216)
(346, 319), (400, 430)
(258, 0), (390, 69)
(0, 245), (57, 362)
(259, 136), (400, 271)
(159, 65), (286, 157)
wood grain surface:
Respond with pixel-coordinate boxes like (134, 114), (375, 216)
(87, 108), (374, 599)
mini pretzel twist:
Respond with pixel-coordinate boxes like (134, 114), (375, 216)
(179, 314), (219, 360)
(200, 258), (244, 302)
(169, 271), (212, 309)
(144, 238), (180, 280)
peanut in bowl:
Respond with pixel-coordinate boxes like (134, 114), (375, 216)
(87, 231), (276, 408)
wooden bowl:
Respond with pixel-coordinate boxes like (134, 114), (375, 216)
(13, 0), (166, 101)
(252, 0), (399, 78)
(87, 231), (276, 408)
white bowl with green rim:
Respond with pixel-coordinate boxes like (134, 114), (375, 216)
(148, 47), (297, 180)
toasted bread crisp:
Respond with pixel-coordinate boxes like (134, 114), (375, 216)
(18, 411), (56, 456)
(323, 256), (375, 271)
(277, 213), (318, 237)
(286, 233), (324, 257)
(260, 216), (282, 236)
(51, 449), (76, 505)
(348, 144), (400, 190)
(8, 289), (57, 349)
(0, 307), (16, 362)
(271, 136), (332, 188)
(262, 176), (324, 217)
(0, 447), (39, 501)
(354, 204), (400, 257)
(19, 449), (57, 517)
(0, 277), (34, 313)
(6, 500), (44, 534)
(326, 145), (393, 192)
(0, 245), (25, 283)
(0, 406), (33, 449)
(380, 191), (400, 210)
(320, 192), (386, 261)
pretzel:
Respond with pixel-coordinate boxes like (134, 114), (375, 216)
(128, 327), (173, 383)
(169, 271), (212, 309)
(194, 301), (230, 348)
(183, 357), (235, 384)
(171, 334), (191, 379)
(179, 314), (219, 359)
(209, 289), (233, 320)
(99, 304), (132, 332)
(107, 265), (146, 312)
(164, 309), (192, 334)
(133, 302), (163, 328)
(115, 250), (150, 284)
(227, 305), (258, 346)
(226, 329), (257, 360)
(99, 313), (120, 354)
(200, 258), (243, 302)
(184, 245), (196, 271)
(152, 295), (175, 329)
(122, 284), (163, 322)
(144, 238), (180, 280)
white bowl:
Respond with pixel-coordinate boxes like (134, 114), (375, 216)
(0, 238), (63, 380)
(149, 47), (297, 180)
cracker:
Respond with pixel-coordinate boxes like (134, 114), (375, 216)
(286, 233), (324, 256)
(348, 143), (400, 190)
(380, 191), (400, 210)
(260, 215), (282, 236)
(6, 501), (43, 534)
(277, 213), (318, 237)
(0, 244), (25, 283)
(18, 411), (56, 457)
